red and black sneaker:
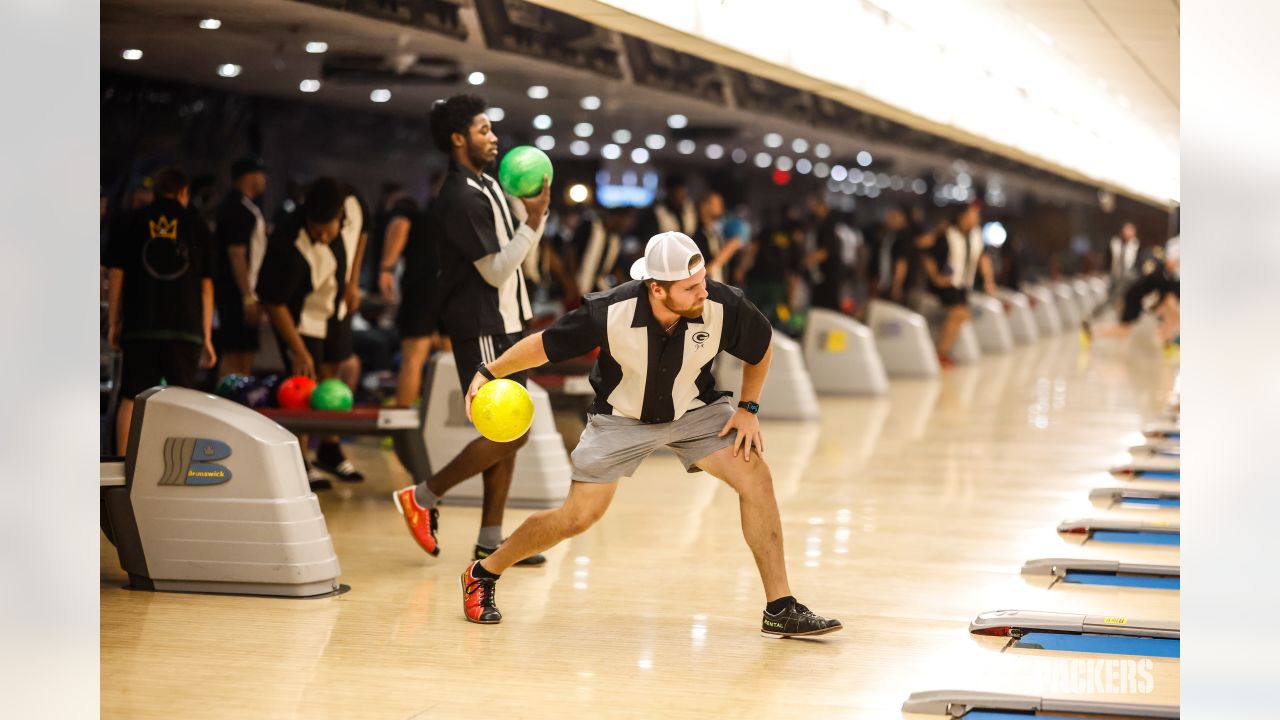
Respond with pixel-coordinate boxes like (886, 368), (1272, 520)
(761, 601), (842, 639)
(460, 561), (502, 624)
(392, 486), (439, 556)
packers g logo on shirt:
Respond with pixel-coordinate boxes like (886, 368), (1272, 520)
(159, 438), (233, 486)
(692, 331), (711, 348)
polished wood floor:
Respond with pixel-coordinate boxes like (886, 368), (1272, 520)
(102, 332), (1180, 719)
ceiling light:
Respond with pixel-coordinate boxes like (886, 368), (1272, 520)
(570, 140), (590, 156)
(568, 183), (590, 203)
(299, 79), (321, 93)
(370, 88), (391, 103)
(754, 152), (772, 168)
(305, 41), (328, 54)
(791, 138), (809, 153)
(705, 144), (724, 160)
(218, 64), (241, 78)
(199, 19), (221, 30)
(831, 165), (848, 182)
(775, 156), (793, 171)
(121, 49), (143, 61)
(486, 107), (504, 122)
(602, 143), (622, 160)
(763, 133), (783, 148)
(795, 158), (813, 174)
(912, 179), (928, 194)
(467, 71), (485, 86)
(631, 148), (650, 164)
(535, 135), (555, 151)
(731, 148), (747, 164)
(856, 151), (873, 167)
(814, 162), (830, 178)
(574, 122), (594, 138)
(527, 85), (549, 99)
(533, 114), (552, 130)
(612, 129), (631, 144)
(580, 95), (601, 110)
(667, 114), (688, 129)
(644, 134), (666, 150)
(814, 143), (831, 158)
(676, 139), (696, 155)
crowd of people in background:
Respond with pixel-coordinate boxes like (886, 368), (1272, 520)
(99, 93), (1180, 487)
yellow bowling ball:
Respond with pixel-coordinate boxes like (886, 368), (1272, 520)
(471, 379), (534, 443)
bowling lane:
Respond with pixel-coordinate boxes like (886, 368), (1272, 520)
(101, 335), (1179, 719)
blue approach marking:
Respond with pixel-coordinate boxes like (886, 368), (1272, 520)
(1120, 497), (1180, 508)
(1014, 632), (1179, 658)
(1093, 530), (1180, 546)
(1138, 470), (1180, 480)
(1064, 571), (1180, 590)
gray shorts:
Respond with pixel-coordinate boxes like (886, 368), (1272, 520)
(570, 396), (737, 484)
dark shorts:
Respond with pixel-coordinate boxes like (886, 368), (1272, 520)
(119, 338), (201, 399)
(451, 332), (527, 394)
(397, 285), (438, 339)
(276, 314), (354, 371)
(213, 287), (260, 353)
(933, 286), (970, 308)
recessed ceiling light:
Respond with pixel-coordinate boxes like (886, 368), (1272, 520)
(791, 138), (808, 153)
(644, 134), (666, 150)
(570, 140), (591, 156)
(305, 41), (328, 54)
(568, 183), (590, 203)
(754, 152), (772, 168)
(731, 148), (747, 164)
(217, 64), (241, 78)
(199, 19), (221, 30)
(763, 133), (783, 148)
(856, 150), (873, 167)
(121, 49), (143, 61)
(574, 123), (594, 138)
(602, 143), (622, 160)
(533, 114), (552, 130)
(370, 88), (391, 103)
(631, 147), (650, 164)
(580, 96), (601, 110)
(468, 71), (485, 85)
(527, 85), (549, 99)
(814, 143), (831, 158)
(667, 114), (688, 129)
(299, 79), (321, 93)
(612, 129), (631, 144)
(535, 135), (556, 151)
(676, 139), (696, 155)
(487, 107), (505, 122)
(705, 144), (724, 160)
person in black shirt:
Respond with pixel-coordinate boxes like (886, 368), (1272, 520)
(919, 202), (996, 365)
(567, 205), (632, 298)
(383, 202), (443, 409)
(446, 231), (842, 637)
(391, 93), (551, 566)
(803, 196), (856, 313)
(690, 191), (741, 284)
(864, 205), (910, 301)
(212, 157), (268, 377)
(105, 167), (216, 454)
(736, 214), (801, 328)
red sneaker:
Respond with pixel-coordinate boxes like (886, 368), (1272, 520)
(460, 561), (502, 624)
(392, 486), (440, 556)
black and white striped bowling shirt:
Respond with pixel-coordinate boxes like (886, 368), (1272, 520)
(542, 279), (772, 423)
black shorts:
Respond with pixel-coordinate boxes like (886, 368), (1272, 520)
(276, 315), (354, 370)
(119, 338), (201, 399)
(932, 286), (970, 308)
(213, 288), (260, 353)
(397, 285), (439, 339)
(451, 332), (527, 394)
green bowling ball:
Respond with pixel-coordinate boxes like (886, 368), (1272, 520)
(310, 378), (354, 411)
(498, 145), (553, 198)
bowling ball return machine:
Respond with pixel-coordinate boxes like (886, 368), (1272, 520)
(101, 386), (343, 597)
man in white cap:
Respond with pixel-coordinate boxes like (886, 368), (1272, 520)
(452, 231), (843, 638)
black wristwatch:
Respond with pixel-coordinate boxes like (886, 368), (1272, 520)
(476, 363), (496, 381)
(738, 400), (760, 414)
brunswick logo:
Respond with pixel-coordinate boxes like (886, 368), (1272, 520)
(149, 215), (179, 240)
(159, 438), (233, 486)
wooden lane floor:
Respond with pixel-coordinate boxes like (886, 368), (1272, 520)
(102, 335), (1179, 719)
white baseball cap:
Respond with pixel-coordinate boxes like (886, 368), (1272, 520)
(629, 231), (705, 282)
